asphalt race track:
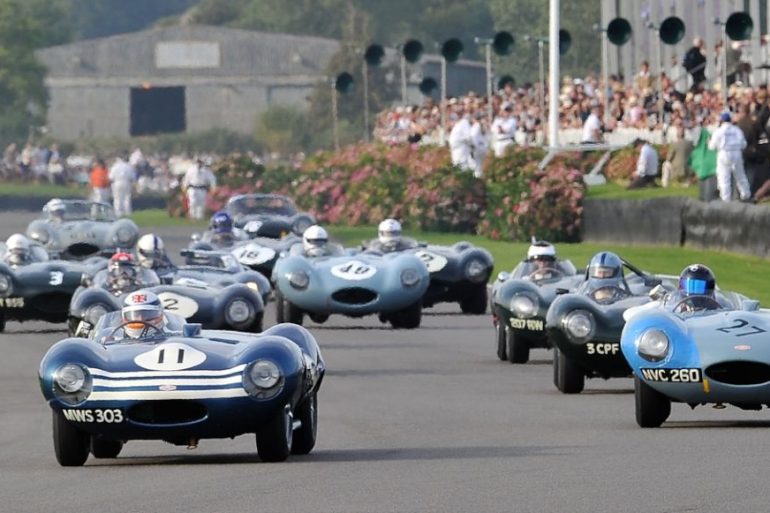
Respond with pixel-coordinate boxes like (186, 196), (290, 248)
(1, 212), (769, 513)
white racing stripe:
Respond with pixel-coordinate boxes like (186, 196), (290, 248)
(88, 364), (247, 379)
(92, 375), (243, 388)
(89, 388), (249, 401)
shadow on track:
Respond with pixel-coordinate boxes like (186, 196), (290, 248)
(88, 444), (571, 466)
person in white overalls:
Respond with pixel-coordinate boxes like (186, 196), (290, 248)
(108, 154), (136, 217)
(708, 112), (751, 201)
(183, 158), (217, 220)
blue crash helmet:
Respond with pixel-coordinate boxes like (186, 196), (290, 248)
(678, 264), (715, 297)
(587, 251), (623, 280)
(210, 210), (233, 234)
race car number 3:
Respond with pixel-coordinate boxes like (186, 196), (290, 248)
(331, 260), (377, 280)
(62, 408), (124, 423)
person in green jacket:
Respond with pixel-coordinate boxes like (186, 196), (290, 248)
(688, 126), (719, 201)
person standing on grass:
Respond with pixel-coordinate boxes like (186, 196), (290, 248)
(182, 157), (217, 221)
(109, 152), (136, 217)
(708, 112), (751, 202)
(627, 138), (659, 189)
(90, 158), (110, 204)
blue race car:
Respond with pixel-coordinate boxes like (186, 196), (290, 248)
(26, 199), (138, 260)
(273, 250), (429, 328)
(621, 264), (770, 427)
(39, 311), (325, 465)
(70, 253), (265, 336)
(225, 193), (315, 239)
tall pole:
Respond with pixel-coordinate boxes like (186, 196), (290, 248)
(362, 59), (370, 143)
(655, 30), (664, 132)
(440, 57), (447, 145)
(722, 23), (728, 106)
(485, 43), (493, 124)
(400, 53), (407, 105)
(548, 0), (560, 147)
(331, 81), (339, 151)
(538, 39), (546, 145)
(602, 31), (610, 128)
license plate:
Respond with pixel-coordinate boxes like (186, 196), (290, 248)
(509, 318), (544, 331)
(640, 368), (702, 383)
(0, 297), (24, 308)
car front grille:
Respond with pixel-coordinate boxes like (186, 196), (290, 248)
(66, 243), (100, 258)
(331, 287), (378, 305)
(127, 400), (208, 425)
(705, 361), (770, 385)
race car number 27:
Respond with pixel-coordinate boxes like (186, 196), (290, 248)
(331, 260), (377, 280)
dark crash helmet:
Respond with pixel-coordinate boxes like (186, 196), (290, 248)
(108, 252), (139, 291)
(587, 251), (623, 280)
(678, 264), (716, 298)
(209, 210), (233, 234)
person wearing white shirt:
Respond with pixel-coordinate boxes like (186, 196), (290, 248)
(182, 158), (217, 220)
(108, 154), (136, 217)
(448, 110), (474, 172)
(490, 103), (517, 157)
(469, 111), (489, 178)
(627, 139), (659, 189)
(581, 105), (603, 143)
(708, 112), (750, 201)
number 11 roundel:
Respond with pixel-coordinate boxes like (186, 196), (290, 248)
(134, 343), (207, 371)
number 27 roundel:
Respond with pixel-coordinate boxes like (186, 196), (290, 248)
(134, 343), (207, 371)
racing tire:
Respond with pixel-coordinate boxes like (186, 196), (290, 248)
(552, 349), (560, 388)
(291, 392), (317, 455)
(250, 313), (264, 333)
(91, 437), (123, 459)
(67, 317), (80, 337)
(556, 349), (584, 394)
(495, 322), (507, 361)
(284, 300), (304, 326)
(52, 410), (89, 467)
(274, 290), (285, 324)
(506, 329), (530, 364)
(460, 284), (488, 315)
(256, 404), (293, 462)
(634, 375), (671, 428)
(390, 301), (422, 329)
(0, 310), (5, 333)
(308, 313), (329, 324)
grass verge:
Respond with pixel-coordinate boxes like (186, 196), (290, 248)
(0, 181), (84, 198)
(130, 209), (208, 228)
(586, 182), (700, 200)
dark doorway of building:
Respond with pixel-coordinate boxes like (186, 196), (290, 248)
(130, 86), (186, 136)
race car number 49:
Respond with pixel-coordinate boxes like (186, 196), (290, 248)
(331, 260), (377, 280)
(640, 368), (702, 383)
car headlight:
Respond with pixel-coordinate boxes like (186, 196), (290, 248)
(113, 226), (134, 244)
(510, 294), (537, 318)
(52, 363), (92, 405)
(465, 259), (487, 283)
(638, 329), (670, 362)
(563, 310), (594, 341)
(85, 303), (110, 326)
(225, 298), (253, 325)
(243, 359), (283, 399)
(400, 268), (421, 287)
(0, 274), (11, 295)
(287, 271), (309, 290)
(246, 281), (261, 292)
(29, 229), (50, 244)
(293, 218), (312, 235)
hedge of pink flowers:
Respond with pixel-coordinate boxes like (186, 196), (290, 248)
(202, 144), (585, 242)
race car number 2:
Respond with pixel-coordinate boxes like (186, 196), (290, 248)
(0, 297), (24, 308)
(331, 260), (377, 280)
(640, 368), (702, 383)
(414, 250), (448, 273)
(62, 408), (124, 423)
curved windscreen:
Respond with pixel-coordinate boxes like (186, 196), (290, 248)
(228, 195), (297, 216)
(44, 201), (115, 222)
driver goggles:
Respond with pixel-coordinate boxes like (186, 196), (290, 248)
(122, 306), (161, 323)
(680, 278), (709, 295)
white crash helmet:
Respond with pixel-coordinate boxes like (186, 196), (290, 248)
(5, 233), (31, 266)
(136, 234), (165, 268)
(527, 240), (556, 261)
(45, 198), (67, 220)
(121, 290), (164, 338)
(303, 225), (329, 254)
(378, 218), (402, 245)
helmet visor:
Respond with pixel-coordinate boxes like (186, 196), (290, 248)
(680, 277), (709, 295)
(123, 307), (161, 324)
(590, 265), (618, 279)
